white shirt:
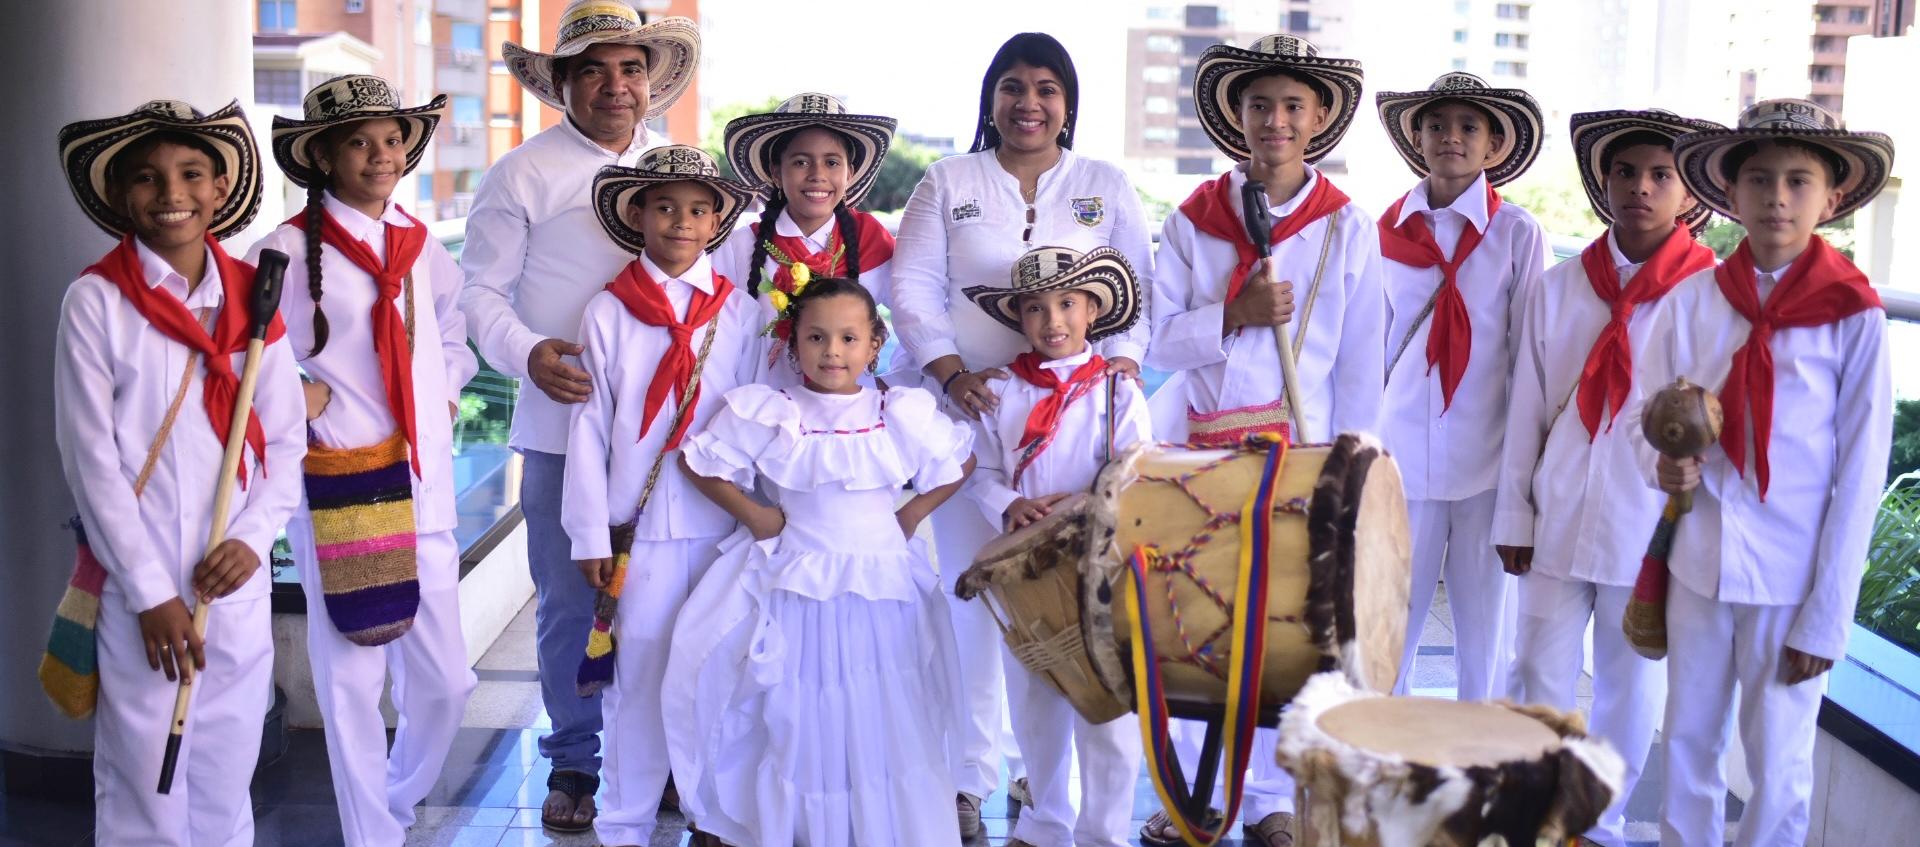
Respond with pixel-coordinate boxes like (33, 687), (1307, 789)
(1379, 171), (1549, 501)
(967, 348), (1154, 528)
(55, 239), (307, 614)
(891, 148), (1155, 374)
(712, 207), (896, 311)
(562, 253), (767, 556)
(1629, 260), (1891, 660)
(1492, 232), (1668, 585)
(1146, 164), (1385, 443)
(460, 120), (667, 454)
(249, 194), (478, 534)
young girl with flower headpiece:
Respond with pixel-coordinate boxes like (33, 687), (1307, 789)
(664, 277), (975, 847)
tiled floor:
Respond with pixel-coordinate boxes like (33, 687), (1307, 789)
(4, 586), (1742, 846)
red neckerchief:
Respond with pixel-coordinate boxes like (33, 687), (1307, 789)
(86, 235), (288, 486)
(1179, 171), (1350, 305)
(1715, 237), (1880, 500)
(1007, 351), (1108, 487)
(1574, 226), (1715, 438)
(285, 206), (430, 474)
(753, 210), (895, 290)
(604, 260), (736, 450)
(1377, 180), (1503, 411)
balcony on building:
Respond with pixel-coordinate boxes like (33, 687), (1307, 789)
(1813, 2), (1875, 36)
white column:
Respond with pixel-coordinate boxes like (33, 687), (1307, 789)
(0, 0), (257, 763)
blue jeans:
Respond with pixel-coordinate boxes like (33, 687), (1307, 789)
(521, 449), (602, 777)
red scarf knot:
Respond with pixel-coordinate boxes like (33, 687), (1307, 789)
(1179, 170), (1350, 307)
(1007, 352), (1108, 487)
(1573, 225), (1716, 439)
(1377, 180), (1503, 412)
(605, 260), (735, 451)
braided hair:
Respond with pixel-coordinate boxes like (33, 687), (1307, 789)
(744, 130), (865, 298)
(783, 276), (889, 372)
(302, 156), (331, 356)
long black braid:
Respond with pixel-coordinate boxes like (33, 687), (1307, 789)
(303, 173), (330, 355)
(832, 201), (864, 283)
(743, 191), (787, 299)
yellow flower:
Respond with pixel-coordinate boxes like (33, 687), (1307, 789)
(769, 289), (789, 312)
(789, 262), (811, 291)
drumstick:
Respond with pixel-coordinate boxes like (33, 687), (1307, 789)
(1241, 178), (1309, 443)
(1622, 377), (1723, 660)
(157, 249), (287, 795)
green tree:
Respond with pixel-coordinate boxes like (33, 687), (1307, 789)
(1699, 215), (1853, 259)
(861, 141), (942, 213)
(700, 96), (784, 181)
(1892, 398), (1920, 485)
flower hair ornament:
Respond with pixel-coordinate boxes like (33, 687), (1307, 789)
(757, 239), (840, 340)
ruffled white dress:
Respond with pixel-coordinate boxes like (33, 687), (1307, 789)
(665, 383), (971, 847)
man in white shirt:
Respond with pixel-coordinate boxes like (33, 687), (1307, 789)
(459, 1), (698, 832)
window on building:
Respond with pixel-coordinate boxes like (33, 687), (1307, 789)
(1144, 126), (1178, 144)
(254, 68), (302, 106)
(1496, 3), (1530, 20)
(1816, 5), (1836, 22)
(1147, 34), (1179, 53)
(452, 22), (484, 52)
(1812, 64), (1835, 82)
(1177, 155), (1217, 175)
(1185, 5), (1220, 28)
(345, 0), (364, 12)
(1811, 93), (1842, 110)
(1492, 60), (1529, 77)
(1143, 65), (1177, 84)
(258, 0), (296, 32)
(1183, 35), (1214, 57)
(1495, 32), (1529, 48)
(1288, 10), (1311, 31)
(1454, 29), (1468, 43)
(1179, 97), (1198, 118)
(1452, 57), (1469, 70)
(452, 95), (483, 127)
(1178, 125), (1212, 149)
(489, 5), (517, 21)
(1145, 96), (1175, 115)
(1180, 64), (1197, 87)
(1849, 6), (1869, 23)
(1814, 34), (1836, 51)
(1455, 0), (1470, 14)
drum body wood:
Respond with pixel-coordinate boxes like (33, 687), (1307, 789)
(1278, 672), (1625, 846)
(1082, 435), (1412, 715)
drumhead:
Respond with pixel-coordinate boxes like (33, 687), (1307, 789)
(1349, 449), (1411, 693)
(1316, 696), (1562, 768)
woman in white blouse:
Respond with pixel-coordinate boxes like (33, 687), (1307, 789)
(888, 30), (1154, 841)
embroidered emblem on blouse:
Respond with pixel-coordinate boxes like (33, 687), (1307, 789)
(1070, 196), (1104, 227)
(952, 200), (982, 222)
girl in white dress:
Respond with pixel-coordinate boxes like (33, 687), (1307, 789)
(665, 276), (976, 847)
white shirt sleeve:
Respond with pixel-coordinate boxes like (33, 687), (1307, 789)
(889, 165), (959, 369)
(967, 408), (1019, 530)
(562, 299), (618, 560)
(429, 240), (479, 394)
(1144, 213), (1228, 372)
(1112, 376), (1156, 451)
(459, 165), (544, 380)
(1330, 217), (1387, 438)
(54, 282), (180, 614)
(1492, 261), (1553, 548)
(223, 338), (309, 563)
(1099, 175), (1154, 364)
(1789, 311), (1891, 660)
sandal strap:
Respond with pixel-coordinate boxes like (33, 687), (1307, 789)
(546, 769), (600, 799)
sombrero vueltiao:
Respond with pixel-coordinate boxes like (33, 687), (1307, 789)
(272, 75), (447, 190)
(58, 99), (263, 241)
(963, 246), (1141, 342)
(1376, 72), (1544, 187)
(1192, 34), (1364, 164)
(592, 145), (753, 256)
(503, 0), (699, 118)
(1673, 97), (1896, 226)
(723, 93), (898, 207)
(1570, 109), (1727, 235)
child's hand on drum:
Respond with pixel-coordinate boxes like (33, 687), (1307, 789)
(1005, 493), (1070, 530)
(1496, 545), (1533, 576)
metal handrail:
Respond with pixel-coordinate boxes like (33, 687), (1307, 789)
(1885, 287), (1920, 323)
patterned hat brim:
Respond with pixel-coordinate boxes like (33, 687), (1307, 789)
(270, 96), (447, 190)
(1193, 46), (1364, 164)
(1673, 127), (1895, 226)
(961, 249), (1141, 343)
(1570, 110), (1727, 236)
(1376, 86), (1544, 187)
(502, 16), (699, 118)
(58, 99), (263, 241)
(723, 112), (898, 208)
(591, 166), (754, 256)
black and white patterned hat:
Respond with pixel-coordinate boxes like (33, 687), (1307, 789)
(592, 145), (754, 256)
(1192, 34), (1364, 164)
(271, 75), (447, 190)
(502, 0), (698, 118)
(963, 246), (1141, 342)
(1674, 98), (1895, 226)
(58, 99), (263, 241)
(1569, 108), (1726, 235)
(1376, 72), (1544, 187)
(723, 93), (898, 207)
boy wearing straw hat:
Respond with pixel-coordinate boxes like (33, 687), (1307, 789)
(1374, 72), (1550, 704)
(1635, 98), (1895, 846)
(562, 145), (762, 847)
(1141, 33), (1383, 847)
(458, 0), (699, 829)
(963, 246), (1151, 847)
(1491, 108), (1723, 847)
(247, 74), (477, 846)
(51, 100), (306, 846)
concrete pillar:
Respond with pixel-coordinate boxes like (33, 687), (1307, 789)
(0, 0), (257, 772)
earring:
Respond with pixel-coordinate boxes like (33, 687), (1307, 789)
(987, 116), (996, 128)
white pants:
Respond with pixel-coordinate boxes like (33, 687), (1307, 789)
(1514, 574), (1663, 847)
(933, 499), (1025, 800)
(1006, 663), (1143, 847)
(294, 524), (477, 846)
(597, 535), (725, 847)
(1660, 580), (1822, 847)
(94, 593), (271, 847)
(1395, 492), (1513, 701)
(1169, 722), (1293, 824)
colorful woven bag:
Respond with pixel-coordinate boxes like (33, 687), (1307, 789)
(303, 429), (419, 646)
(39, 518), (109, 719)
(577, 522), (637, 696)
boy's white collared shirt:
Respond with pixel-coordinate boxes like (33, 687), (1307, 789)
(1146, 163), (1386, 442)
(562, 252), (768, 557)
(1492, 231), (1667, 586)
(248, 193), (478, 534)
(54, 239), (308, 614)
(461, 119), (667, 454)
(1629, 262), (1890, 660)
(891, 148), (1155, 373)
(1379, 170), (1550, 502)
(967, 347), (1155, 528)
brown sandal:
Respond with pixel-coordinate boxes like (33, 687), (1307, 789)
(1244, 811), (1296, 847)
(1139, 807), (1224, 847)
(540, 769), (598, 833)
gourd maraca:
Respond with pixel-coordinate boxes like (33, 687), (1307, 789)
(1641, 377), (1723, 513)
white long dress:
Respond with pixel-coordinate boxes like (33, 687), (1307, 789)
(664, 383), (971, 847)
